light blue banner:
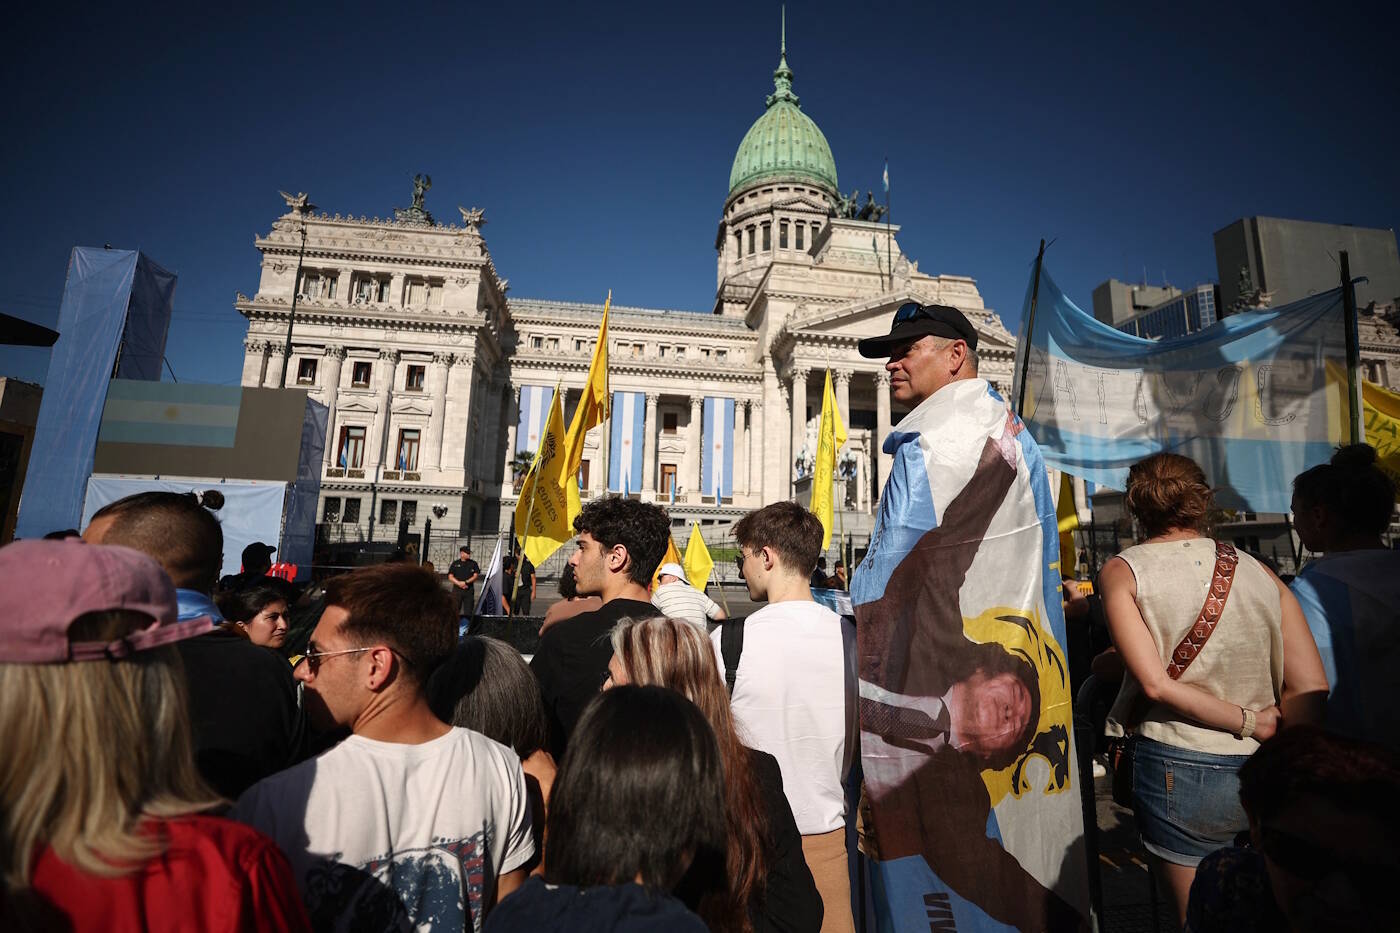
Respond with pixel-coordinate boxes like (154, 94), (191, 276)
(701, 396), (734, 498)
(1013, 266), (1355, 511)
(609, 391), (644, 492)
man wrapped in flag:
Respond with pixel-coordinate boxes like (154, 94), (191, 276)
(852, 302), (1088, 931)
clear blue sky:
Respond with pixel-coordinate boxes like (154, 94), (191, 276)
(3, 0), (1396, 387)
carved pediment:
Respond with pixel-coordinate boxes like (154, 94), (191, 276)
(391, 398), (434, 417)
(337, 398), (378, 415)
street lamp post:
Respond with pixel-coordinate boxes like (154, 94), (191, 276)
(276, 190), (316, 389)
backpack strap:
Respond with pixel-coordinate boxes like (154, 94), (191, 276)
(720, 617), (745, 695)
(1165, 540), (1238, 680)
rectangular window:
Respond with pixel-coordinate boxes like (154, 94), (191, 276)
(338, 425), (367, 468)
(377, 279), (391, 302)
(428, 282), (443, 308)
(575, 338), (588, 352)
(322, 496), (342, 522)
(675, 346), (687, 361)
(351, 361), (372, 387)
(297, 357), (318, 385)
(658, 345), (669, 358)
(354, 277), (376, 303)
(397, 429), (421, 472)
(795, 224), (805, 250)
(545, 337), (560, 351)
(380, 499), (398, 526)
(342, 498), (361, 524)
(660, 464), (678, 498)
(734, 231), (743, 257)
(632, 343), (644, 358)
(530, 335), (543, 350)
(779, 222), (788, 249)
(579, 460), (590, 489)
(662, 411), (678, 434)
(405, 365), (425, 391)
(401, 501), (417, 526)
(701, 347), (712, 360)
(716, 349), (728, 362)
(747, 227), (755, 255)
(762, 223), (771, 251)
(406, 280), (425, 306)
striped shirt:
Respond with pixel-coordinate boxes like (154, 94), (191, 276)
(651, 581), (723, 628)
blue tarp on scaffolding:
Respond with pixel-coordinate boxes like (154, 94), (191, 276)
(15, 247), (175, 538)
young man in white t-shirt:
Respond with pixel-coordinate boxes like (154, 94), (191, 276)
(713, 501), (857, 933)
(233, 563), (533, 932)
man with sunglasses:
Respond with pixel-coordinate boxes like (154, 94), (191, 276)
(861, 301), (982, 406)
(232, 562), (534, 931)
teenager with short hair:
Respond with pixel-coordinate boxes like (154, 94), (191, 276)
(530, 496), (668, 755)
(232, 563), (534, 931)
(714, 501), (857, 933)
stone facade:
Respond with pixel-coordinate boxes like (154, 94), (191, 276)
(233, 39), (1021, 545)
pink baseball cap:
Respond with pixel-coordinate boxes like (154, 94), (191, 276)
(0, 539), (215, 663)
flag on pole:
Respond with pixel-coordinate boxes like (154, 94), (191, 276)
(1013, 264), (1355, 512)
(1363, 380), (1400, 497)
(1056, 471), (1079, 582)
(652, 535), (684, 592)
(338, 437), (348, 468)
(563, 292), (611, 478)
(474, 536), (506, 617)
(513, 386), (572, 568)
(683, 523), (713, 593)
(882, 159), (889, 193)
(810, 370), (848, 549)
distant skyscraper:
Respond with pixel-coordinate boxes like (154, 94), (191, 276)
(1114, 284), (1221, 340)
(1090, 279), (1181, 328)
(1214, 217), (1400, 313)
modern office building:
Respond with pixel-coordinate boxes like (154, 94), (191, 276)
(1113, 284), (1221, 340)
(1214, 217), (1400, 313)
(1090, 279), (1181, 328)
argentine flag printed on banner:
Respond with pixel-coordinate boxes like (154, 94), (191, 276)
(517, 385), (554, 455)
(1012, 266), (1355, 511)
(701, 397), (735, 498)
(609, 391), (645, 493)
(851, 378), (1088, 931)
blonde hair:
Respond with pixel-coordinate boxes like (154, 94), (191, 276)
(611, 616), (766, 933)
(0, 611), (221, 888)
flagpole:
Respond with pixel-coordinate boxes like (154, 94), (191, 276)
(1340, 250), (1362, 445)
(601, 291), (612, 499)
(884, 157), (891, 289)
(1014, 238), (1047, 418)
(513, 379), (560, 611)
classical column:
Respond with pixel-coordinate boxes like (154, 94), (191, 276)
(790, 367), (809, 479)
(503, 385), (520, 486)
(687, 395), (703, 501)
(642, 392), (659, 494)
(736, 399), (750, 495)
(442, 357), (474, 474)
(778, 380), (791, 499)
(426, 353), (453, 470)
(368, 349), (399, 471)
(748, 398), (763, 499)
(321, 345), (345, 468)
(262, 344), (286, 388)
(241, 339), (268, 387)
(835, 369), (852, 422)
(875, 371), (892, 493)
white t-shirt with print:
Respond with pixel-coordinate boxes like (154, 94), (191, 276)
(232, 727), (533, 932)
(713, 599), (857, 834)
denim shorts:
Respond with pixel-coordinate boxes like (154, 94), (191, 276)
(1130, 737), (1251, 866)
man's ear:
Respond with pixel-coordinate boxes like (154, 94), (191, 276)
(760, 545), (777, 572)
(607, 542), (631, 574)
(365, 645), (397, 691)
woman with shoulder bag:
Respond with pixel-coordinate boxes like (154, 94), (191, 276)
(1098, 453), (1328, 927)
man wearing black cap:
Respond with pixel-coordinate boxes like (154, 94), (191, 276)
(219, 541), (278, 592)
(857, 301), (980, 407)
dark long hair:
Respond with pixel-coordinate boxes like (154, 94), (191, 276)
(611, 616), (768, 931)
(425, 637), (549, 758)
(545, 685), (726, 892)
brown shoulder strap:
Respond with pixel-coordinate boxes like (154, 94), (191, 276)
(1165, 540), (1238, 680)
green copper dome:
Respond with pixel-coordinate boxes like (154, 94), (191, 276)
(727, 31), (838, 199)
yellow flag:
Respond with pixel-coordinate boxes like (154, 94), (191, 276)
(683, 523), (713, 593)
(1056, 470), (1079, 579)
(563, 292), (611, 479)
(513, 386), (572, 568)
(1363, 379), (1400, 498)
(652, 535), (683, 592)
(810, 370), (848, 549)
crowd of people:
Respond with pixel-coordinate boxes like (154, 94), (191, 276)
(2, 300), (1398, 933)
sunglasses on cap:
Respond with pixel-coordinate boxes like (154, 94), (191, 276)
(893, 301), (963, 329)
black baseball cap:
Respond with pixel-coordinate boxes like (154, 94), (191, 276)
(857, 302), (978, 358)
(242, 542), (276, 565)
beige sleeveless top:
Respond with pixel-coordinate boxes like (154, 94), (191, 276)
(1105, 538), (1283, 755)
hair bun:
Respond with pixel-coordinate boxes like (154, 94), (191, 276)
(1332, 444), (1379, 470)
(196, 489), (225, 511)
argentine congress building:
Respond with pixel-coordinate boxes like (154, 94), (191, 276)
(235, 40), (1019, 554)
